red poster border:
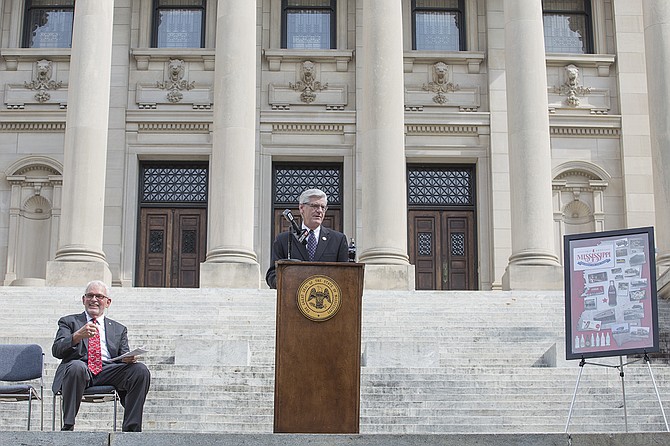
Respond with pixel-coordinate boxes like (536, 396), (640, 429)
(564, 227), (659, 360)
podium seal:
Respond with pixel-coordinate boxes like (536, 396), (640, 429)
(297, 275), (342, 321)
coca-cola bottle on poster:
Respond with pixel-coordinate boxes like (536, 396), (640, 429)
(608, 280), (617, 306)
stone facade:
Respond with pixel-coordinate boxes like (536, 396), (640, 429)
(0, 0), (667, 292)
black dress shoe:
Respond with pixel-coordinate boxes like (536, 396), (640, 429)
(61, 424), (74, 431)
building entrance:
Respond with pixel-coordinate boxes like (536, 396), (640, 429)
(136, 162), (208, 287)
(407, 165), (478, 290)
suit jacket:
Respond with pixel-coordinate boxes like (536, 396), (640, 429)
(265, 227), (349, 289)
(52, 312), (129, 393)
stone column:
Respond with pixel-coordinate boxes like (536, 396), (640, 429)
(357, 0), (414, 290)
(200, 0), (260, 288)
(643, 0), (670, 296)
(46, 0), (114, 286)
(501, 0), (562, 290)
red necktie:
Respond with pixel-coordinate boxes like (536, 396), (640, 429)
(88, 318), (103, 375)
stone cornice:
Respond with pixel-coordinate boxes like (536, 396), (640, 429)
(405, 124), (479, 135)
(272, 123), (344, 134)
(0, 48), (71, 70)
(549, 114), (621, 137)
(403, 51), (486, 74)
(137, 122), (211, 133)
(263, 49), (354, 72)
(545, 53), (616, 77)
(130, 48), (216, 70)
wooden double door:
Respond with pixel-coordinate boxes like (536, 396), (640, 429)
(409, 210), (477, 290)
(137, 208), (207, 287)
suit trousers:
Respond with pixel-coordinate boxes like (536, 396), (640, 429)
(58, 360), (151, 431)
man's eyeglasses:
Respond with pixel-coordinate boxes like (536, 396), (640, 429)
(305, 203), (327, 211)
(84, 293), (108, 301)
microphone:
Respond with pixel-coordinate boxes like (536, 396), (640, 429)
(282, 209), (309, 245)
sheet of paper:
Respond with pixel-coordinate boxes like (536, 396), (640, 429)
(109, 347), (148, 362)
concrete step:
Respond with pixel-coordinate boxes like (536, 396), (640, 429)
(2, 287), (670, 435)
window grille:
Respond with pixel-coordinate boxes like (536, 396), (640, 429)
(140, 164), (208, 204)
(274, 164), (341, 205)
(407, 165), (474, 207)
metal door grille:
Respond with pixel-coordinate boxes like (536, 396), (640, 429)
(407, 165), (474, 206)
(274, 164), (341, 204)
(140, 163), (208, 204)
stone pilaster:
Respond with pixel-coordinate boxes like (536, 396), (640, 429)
(501, 0), (562, 290)
(643, 0), (670, 297)
(46, 0), (114, 286)
(200, 0), (260, 288)
(357, 0), (414, 290)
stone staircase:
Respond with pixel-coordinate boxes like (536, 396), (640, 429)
(1, 287), (670, 434)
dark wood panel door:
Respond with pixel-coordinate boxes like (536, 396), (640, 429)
(408, 210), (477, 290)
(138, 208), (207, 287)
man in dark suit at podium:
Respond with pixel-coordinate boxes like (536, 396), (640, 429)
(266, 188), (349, 289)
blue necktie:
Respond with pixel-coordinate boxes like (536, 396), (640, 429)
(307, 230), (317, 261)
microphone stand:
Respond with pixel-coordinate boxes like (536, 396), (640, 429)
(282, 209), (309, 261)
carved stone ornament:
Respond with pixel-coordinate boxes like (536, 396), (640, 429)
(4, 59), (68, 109)
(24, 59), (63, 103)
(136, 58), (211, 109)
(156, 59), (195, 103)
(289, 61), (328, 103)
(547, 64), (610, 114)
(552, 64), (591, 107)
(422, 62), (459, 104)
(404, 61), (479, 112)
(269, 60), (347, 110)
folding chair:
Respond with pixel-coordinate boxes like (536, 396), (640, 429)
(52, 385), (120, 431)
(0, 344), (44, 430)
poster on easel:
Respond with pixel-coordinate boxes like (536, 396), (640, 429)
(564, 227), (659, 360)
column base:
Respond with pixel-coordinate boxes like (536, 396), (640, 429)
(200, 262), (260, 288)
(363, 264), (416, 291)
(502, 262), (563, 291)
(46, 261), (112, 287)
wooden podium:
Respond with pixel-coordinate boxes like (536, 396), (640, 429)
(273, 260), (364, 433)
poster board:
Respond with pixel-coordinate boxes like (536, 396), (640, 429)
(564, 227), (659, 360)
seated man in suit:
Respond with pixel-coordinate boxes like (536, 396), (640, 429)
(266, 188), (349, 289)
(52, 280), (150, 432)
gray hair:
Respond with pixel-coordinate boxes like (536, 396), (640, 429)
(85, 280), (110, 297)
(298, 188), (327, 205)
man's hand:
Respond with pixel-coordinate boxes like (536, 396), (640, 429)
(122, 355), (138, 364)
(72, 322), (98, 344)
